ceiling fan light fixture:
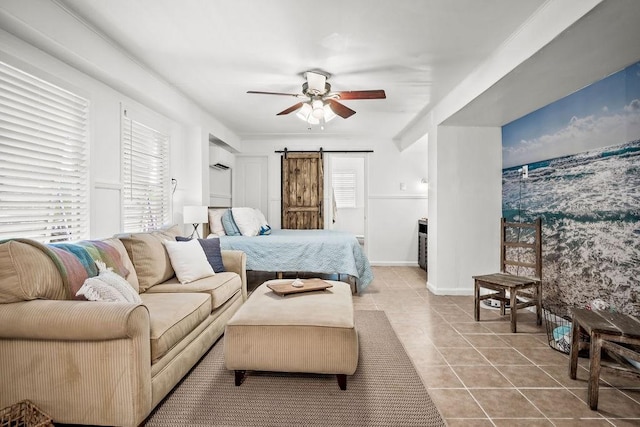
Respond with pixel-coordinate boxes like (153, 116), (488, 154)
(296, 102), (312, 121)
(249, 71), (386, 127)
(311, 99), (324, 119)
(323, 103), (337, 122)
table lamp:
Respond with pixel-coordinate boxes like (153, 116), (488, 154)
(183, 205), (208, 238)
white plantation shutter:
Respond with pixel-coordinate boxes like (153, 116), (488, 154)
(121, 110), (170, 232)
(332, 170), (357, 208)
(0, 61), (89, 243)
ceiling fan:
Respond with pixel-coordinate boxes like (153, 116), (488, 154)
(247, 71), (386, 125)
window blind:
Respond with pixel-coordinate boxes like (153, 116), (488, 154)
(121, 111), (170, 232)
(0, 61), (89, 243)
(332, 170), (357, 208)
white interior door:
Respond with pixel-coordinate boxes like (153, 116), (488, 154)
(235, 156), (269, 215)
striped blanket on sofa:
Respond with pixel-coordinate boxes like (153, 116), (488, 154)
(5, 239), (128, 300)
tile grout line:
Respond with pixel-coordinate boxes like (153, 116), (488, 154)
(359, 268), (640, 424)
(434, 306), (497, 426)
(459, 324), (554, 424)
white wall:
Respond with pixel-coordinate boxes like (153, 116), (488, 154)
(427, 126), (502, 295)
(239, 137), (428, 265)
(368, 139), (428, 265)
(208, 144), (235, 207)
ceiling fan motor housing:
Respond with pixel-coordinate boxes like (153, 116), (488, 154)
(302, 81), (331, 97)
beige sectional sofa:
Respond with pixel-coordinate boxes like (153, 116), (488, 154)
(0, 226), (247, 426)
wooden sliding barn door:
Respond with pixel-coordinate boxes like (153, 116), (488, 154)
(281, 152), (324, 229)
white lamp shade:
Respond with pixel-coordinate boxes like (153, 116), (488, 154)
(324, 103), (337, 122)
(311, 99), (324, 119)
(183, 205), (208, 224)
(296, 100), (337, 126)
(296, 103), (312, 121)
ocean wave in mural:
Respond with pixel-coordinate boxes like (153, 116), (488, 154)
(502, 61), (640, 317)
(503, 140), (640, 316)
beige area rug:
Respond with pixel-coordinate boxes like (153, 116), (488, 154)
(145, 310), (446, 427)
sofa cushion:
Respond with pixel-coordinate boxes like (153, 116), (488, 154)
(140, 292), (211, 362)
(119, 232), (176, 292)
(100, 238), (139, 292)
(158, 223), (182, 239)
(145, 272), (241, 310)
(163, 239), (214, 284)
(175, 236), (225, 273)
(0, 240), (66, 303)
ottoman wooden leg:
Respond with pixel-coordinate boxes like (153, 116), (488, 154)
(235, 370), (246, 386)
(337, 374), (347, 390)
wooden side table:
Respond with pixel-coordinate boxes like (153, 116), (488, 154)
(569, 308), (640, 410)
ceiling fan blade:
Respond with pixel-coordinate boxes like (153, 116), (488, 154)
(336, 90), (386, 100)
(306, 71), (327, 94)
(327, 99), (356, 119)
(277, 102), (304, 116)
(247, 90), (302, 97)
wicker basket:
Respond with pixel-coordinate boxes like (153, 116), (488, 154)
(0, 400), (53, 427)
(543, 305), (590, 355)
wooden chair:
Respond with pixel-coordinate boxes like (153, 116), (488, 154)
(473, 218), (542, 333)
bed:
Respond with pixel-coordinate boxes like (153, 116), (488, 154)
(216, 228), (374, 293)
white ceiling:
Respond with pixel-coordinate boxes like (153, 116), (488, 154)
(444, 0), (640, 127)
(59, 0), (547, 140)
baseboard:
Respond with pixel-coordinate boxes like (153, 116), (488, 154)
(426, 281), (473, 296)
(370, 261), (419, 267)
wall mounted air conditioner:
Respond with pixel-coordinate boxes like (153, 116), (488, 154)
(210, 162), (229, 170)
(209, 145), (233, 170)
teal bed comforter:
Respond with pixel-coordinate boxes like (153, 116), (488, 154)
(219, 229), (373, 292)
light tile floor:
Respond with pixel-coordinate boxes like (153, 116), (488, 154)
(248, 267), (640, 425)
(355, 266), (640, 426)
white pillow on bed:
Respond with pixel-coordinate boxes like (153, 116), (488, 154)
(231, 207), (261, 236)
(254, 209), (268, 227)
(254, 209), (272, 235)
(208, 209), (227, 236)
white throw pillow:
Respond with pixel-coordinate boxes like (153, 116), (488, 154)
(254, 209), (269, 227)
(231, 207), (261, 236)
(76, 277), (129, 302)
(95, 261), (142, 303)
(163, 239), (215, 284)
(208, 209), (227, 236)
(254, 208), (272, 235)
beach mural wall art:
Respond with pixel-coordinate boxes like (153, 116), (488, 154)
(502, 60), (640, 317)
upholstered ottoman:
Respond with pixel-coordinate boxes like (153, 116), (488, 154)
(224, 279), (358, 390)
